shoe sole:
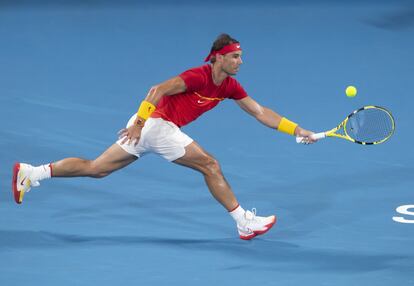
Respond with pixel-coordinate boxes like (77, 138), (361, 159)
(12, 163), (24, 204)
(239, 216), (277, 240)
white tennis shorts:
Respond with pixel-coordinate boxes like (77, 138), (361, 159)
(116, 115), (193, 161)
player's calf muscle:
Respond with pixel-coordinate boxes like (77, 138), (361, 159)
(89, 161), (111, 178)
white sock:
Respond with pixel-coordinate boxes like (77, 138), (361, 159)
(229, 205), (246, 224)
(29, 164), (52, 182)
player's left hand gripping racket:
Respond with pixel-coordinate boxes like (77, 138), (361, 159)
(296, 105), (395, 145)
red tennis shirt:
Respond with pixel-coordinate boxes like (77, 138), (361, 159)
(151, 64), (248, 127)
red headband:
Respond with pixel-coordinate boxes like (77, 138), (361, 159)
(204, 43), (242, 62)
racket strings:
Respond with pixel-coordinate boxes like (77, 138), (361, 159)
(345, 108), (394, 143)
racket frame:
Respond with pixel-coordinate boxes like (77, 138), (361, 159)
(323, 105), (395, 145)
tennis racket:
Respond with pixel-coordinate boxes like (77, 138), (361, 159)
(296, 105), (395, 145)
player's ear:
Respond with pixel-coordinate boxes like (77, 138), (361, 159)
(215, 54), (224, 63)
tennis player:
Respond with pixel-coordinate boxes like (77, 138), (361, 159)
(12, 34), (316, 240)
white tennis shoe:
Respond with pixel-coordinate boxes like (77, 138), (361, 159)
(237, 208), (276, 240)
(12, 163), (40, 204)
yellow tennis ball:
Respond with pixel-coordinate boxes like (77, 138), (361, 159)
(346, 86), (357, 97)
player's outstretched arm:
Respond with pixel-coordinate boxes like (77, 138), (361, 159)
(235, 97), (317, 143)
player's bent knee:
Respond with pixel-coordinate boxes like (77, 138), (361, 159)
(203, 157), (222, 176)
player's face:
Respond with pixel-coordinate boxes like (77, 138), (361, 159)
(221, 51), (243, 75)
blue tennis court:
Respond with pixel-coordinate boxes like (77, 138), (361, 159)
(1, 1), (413, 285)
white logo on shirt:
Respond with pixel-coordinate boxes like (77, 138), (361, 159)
(197, 100), (205, 104)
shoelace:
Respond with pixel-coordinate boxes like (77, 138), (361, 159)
(240, 208), (258, 234)
(244, 208), (257, 221)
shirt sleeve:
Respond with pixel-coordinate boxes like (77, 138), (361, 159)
(179, 67), (208, 92)
(229, 79), (249, 100)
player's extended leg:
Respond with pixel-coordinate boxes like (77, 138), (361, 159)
(173, 141), (238, 212)
(173, 141), (276, 240)
(51, 144), (137, 178)
(12, 144), (137, 204)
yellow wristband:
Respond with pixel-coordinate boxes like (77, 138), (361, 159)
(278, 117), (298, 135)
(137, 100), (156, 120)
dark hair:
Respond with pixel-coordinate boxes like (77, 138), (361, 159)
(209, 33), (239, 63)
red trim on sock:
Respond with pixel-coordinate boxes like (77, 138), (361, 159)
(228, 204), (240, 213)
(49, 163), (53, 177)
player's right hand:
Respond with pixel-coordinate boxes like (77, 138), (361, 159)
(118, 124), (143, 146)
(295, 127), (317, 144)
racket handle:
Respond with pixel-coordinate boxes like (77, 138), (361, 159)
(296, 132), (326, 144)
